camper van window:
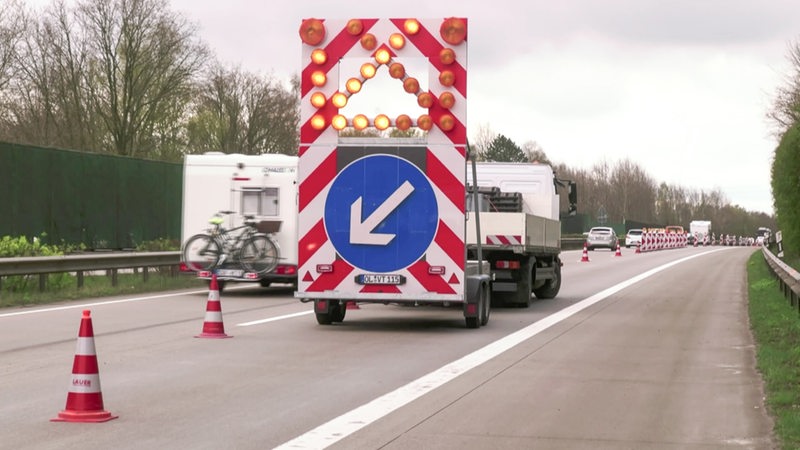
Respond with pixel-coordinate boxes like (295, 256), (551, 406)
(242, 187), (279, 216)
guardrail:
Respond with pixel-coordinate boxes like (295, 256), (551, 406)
(0, 239), (589, 293)
(0, 251), (181, 291)
(762, 246), (800, 308)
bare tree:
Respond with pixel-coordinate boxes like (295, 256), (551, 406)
(768, 39), (800, 136)
(0, 0), (24, 92)
(522, 140), (550, 165)
(2, 1), (101, 149)
(470, 123), (495, 160)
(78, 0), (208, 158)
(186, 64), (298, 155)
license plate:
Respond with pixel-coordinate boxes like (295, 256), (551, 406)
(355, 274), (406, 285)
(216, 269), (244, 277)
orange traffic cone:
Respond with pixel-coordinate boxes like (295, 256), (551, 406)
(635, 243), (641, 254)
(614, 243), (622, 257)
(580, 242), (590, 262)
(52, 310), (117, 423)
(195, 274), (231, 339)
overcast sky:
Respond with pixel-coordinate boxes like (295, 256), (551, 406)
(162, 2), (797, 214)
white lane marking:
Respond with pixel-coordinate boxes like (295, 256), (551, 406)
(0, 289), (210, 318)
(237, 310), (314, 326)
(275, 248), (730, 449)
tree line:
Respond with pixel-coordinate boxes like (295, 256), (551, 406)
(471, 125), (775, 236)
(0, 0), (298, 161)
(0, 0), (784, 241)
(770, 39), (800, 258)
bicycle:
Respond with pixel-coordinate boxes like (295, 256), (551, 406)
(181, 211), (279, 275)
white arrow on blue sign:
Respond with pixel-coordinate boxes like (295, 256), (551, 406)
(324, 154), (438, 273)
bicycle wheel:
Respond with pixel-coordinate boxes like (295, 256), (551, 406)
(182, 234), (221, 271)
(240, 235), (279, 274)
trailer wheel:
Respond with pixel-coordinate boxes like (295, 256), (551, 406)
(211, 279), (226, 293)
(331, 302), (346, 323)
(533, 260), (561, 299)
(316, 301), (345, 325)
(480, 282), (491, 326)
(466, 288), (485, 329)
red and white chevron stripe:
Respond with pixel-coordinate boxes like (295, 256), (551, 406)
(297, 18), (468, 301)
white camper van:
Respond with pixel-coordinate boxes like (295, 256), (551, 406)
(181, 152), (298, 289)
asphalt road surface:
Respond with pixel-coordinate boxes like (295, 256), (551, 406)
(0, 245), (776, 449)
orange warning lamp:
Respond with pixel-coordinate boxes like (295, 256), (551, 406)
(440, 17), (466, 45)
(374, 114), (390, 130)
(389, 63), (405, 79)
(346, 78), (362, 94)
(403, 19), (420, 35)
(353, 114), (369, 130)
(417, 92), (433, 108)
(439, 114), (455, 131)
(389, 33), (405, 50)
(360, 63), (376, 79)
(311, 49), (327, 65)
(439, 70), (455, 87)
(310, 114), (326, 130)
(311, 70), (327, 87)
(331, 92), (348, 108)
(299, 19), (326, 46)
(403, 77), (419, 94)
(360, 33), (377, 50)
(310, 92), (326, 108)
(440, 48), (455, 65)
(375, 48), (391, 65)
(396, 114), (412, 131)
(439, 91), (455, 109)
(345, 19), (363, 36)
(331, 115), (347, 130)
(417, 114), (433, 131)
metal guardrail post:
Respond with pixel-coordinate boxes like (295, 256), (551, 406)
(0, 251), (182, 291)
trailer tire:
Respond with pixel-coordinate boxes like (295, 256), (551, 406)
(259, 279), (272, 288)
(211, 279), (226, 293)
(331, 302), (346, 323)
(480, 282), (491, 326)
(533, 260), (561, 299)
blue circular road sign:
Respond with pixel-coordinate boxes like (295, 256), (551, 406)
(324, 154), (438, 272)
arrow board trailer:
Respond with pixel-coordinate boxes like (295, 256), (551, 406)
(296, 17), (490, 328)
(466, 162), (564, 307)
(181, 152), (299, 289)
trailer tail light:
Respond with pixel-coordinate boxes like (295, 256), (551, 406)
(244, 272), (259, 280)
(316, 264), (334, 273)
(495, 260), (520, 269)
(232, 177), (250, 181)
(179, 262), (192, 272)
(198, 271), (212, 278)
(428, 265), (445, 275)
(275, 264), (297, 275)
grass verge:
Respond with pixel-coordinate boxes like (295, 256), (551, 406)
(0, 270), (205, 308)
(748, 251), (800, 449)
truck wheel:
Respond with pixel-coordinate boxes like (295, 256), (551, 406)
(533, 261), (561, 299)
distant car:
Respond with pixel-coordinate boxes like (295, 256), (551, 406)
(625, 229), (643, 248)
(586, 226), (619, 251)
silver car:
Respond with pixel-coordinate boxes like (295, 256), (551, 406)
(586, 226), (619, 251)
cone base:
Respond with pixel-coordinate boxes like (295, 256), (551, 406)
(194, 332), (232, 339)
(51, 409), (118, 423)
